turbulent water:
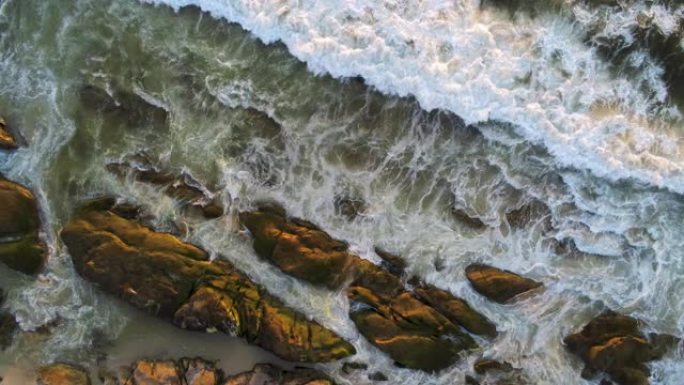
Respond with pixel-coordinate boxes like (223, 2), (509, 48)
(0, 0), (683, 384)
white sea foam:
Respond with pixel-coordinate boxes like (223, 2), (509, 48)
(142, 0), (684, 193)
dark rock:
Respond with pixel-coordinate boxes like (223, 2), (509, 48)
(505, 199), (552, 231)
(347, 285), (477, 372)
(223, 364), (336, 385)
(0, 177), (47, 275)
(415, 285), (497, 338)
(473, 359), (513, 375)
(0, 117), (17, 150)
(563, 311), (675, 385)
(341, 362), (368, 374)
(0, 288), (17, 351)
(452, 209), (487, 230)
(373, 247), (407, 277)
(465, 375), (480, 385)
(334, 196), (367, 221)
(60, 202), (355, 363)
(465, 264), (542, 303)
(106, 161), (224, 219)
(36, 364), (91, 385)
(368, 372), (388, 382)
(78, 85), (168, 130)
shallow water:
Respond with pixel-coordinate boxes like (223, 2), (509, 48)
(0, 0), (683, 384)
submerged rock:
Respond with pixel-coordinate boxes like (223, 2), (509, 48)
(373, 247), (407, 277)
(334, 195), (367, 221)
(415, 285), (497, 338)
(36, 363), (91, 385)
(348, 285), (477, 372)
(0, 289), (17, 351)
(465, 264), (542, 303)
(451, 208), (487, 230)
(505, 199), (552, 231)
(473, 359), (513, 375)
(0, 116), (17, 150)
(224, 363), (336, 385)
(107, 161), (224, 219)
(564, 311), (679, 385)
(60, 200), (355, 363)
(0, 177), (47, 275)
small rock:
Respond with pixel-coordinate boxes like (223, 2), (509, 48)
(223, 364), (335, 385)
(374, 247), (407, 277)
(36, 364), (91, 385)
(474, 359), (513, 375)
(452, 209), (487, 230)
(0, 116), (17, 150)
(368, 371), (388, 382)
(334, 196), (367, 221)
(505, 199), (552, 231)
(341, 361), (368, 374)
(465, 264), (542, 303)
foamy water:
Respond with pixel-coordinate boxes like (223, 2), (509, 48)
(0, 0), (683, 384)
(145, 0), (684, 192)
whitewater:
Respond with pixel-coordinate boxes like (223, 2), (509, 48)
(145, 0), (684, 193)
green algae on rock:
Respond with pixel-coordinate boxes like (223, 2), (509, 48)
(465, 263), (542, 303)
(60, 200), (355, 363)
(0, 177), (47, 275)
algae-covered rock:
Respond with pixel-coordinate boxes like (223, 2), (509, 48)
(60, 200), (355, 363)
(564, 311), (679, 385)
(224, 363), (336, 385)
(415, 285), (497, 338)
(0, 116), (17, 150)
(36, 363), (91, 385)
(348, 286), (477, 372)
(465, 264), (542, 303)
(0, 177), (47, 275)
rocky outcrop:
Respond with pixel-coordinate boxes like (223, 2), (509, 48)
(465, 264), (542, 303)
(36, 363), (91, 385)
(415, 285), (497, 338)
(107, 159), (223, 219)
(0, 177), (47, 274)
(0, 116), (17, 150)
(240, 204), (501, 371)
(564, 311), (680, 385)
(348, 286), (477, 371)
(60, 200), (355, 363)
(225, 364), (336, 385)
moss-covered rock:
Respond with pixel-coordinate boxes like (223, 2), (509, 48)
(0, 116), (17, 150)
(0, 177), (47, 275)
(60, 201), (355, 363)
(36, 363), (91, 385)
(465, 264), (542, 303)
(564, 311), (679, 385)
(348, 286), (477, 372)
(415, 285), (497, 338)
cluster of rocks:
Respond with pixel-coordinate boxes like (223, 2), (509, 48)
(60, 198), (355, 363)
(239, 203), (546, 372)
(35, 359), (333, 385)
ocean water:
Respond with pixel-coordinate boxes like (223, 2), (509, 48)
(0, 0), (682, 384)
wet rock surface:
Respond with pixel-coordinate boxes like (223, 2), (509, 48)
(107, 158), (224, 219)
(0, 116), (17, 150)
(451, 208), (487, 230)
(36, 363), (91, 385)
(465, 264), (542, 303)
(60, 200), (355, 363)
(564, 311), (679, 385)
(117, 358), (223, 385)
(505, 199), (552, 231)
(0, 177), (47, 275)
(415, 285), (497, 338)
(348, 286), (477, 371)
